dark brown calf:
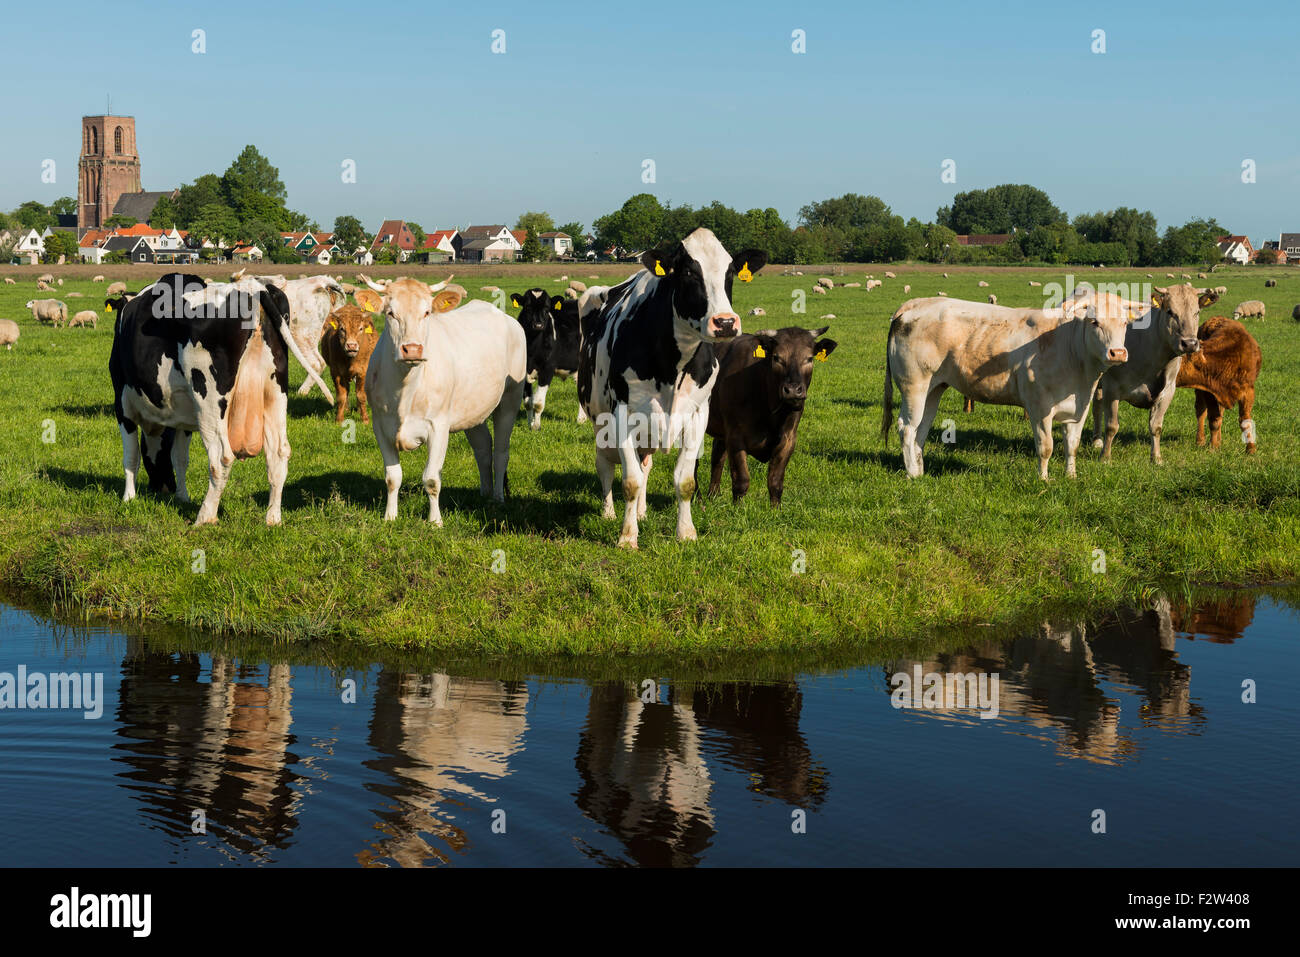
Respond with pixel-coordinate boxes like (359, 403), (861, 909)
(319, 304), (379, 423)
(1174, 315), (1262, 453)
(703, 326), (837, 505)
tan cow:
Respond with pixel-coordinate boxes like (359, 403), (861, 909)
(883, 295), (1139, 479)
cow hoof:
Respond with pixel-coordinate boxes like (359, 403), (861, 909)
(266, 513), (282, 527)
(193, 516), (218, 527)
(617, 537), (638, 550)
(1091, 438), (1103, 449)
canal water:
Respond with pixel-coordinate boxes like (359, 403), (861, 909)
(0, 593), (1294, 866)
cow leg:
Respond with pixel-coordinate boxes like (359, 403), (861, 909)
(296, 349), (326, 397)
(896, 384), (928, 478)
(963, 396), (974, 414)
(422, 426), (450, 526)
(465, 423), (494, 497)
(1205, 394), (1223, 450)
(1194, 391), (1210, 446)
(263, 392), (290, 526)
(1091, 389), (1105, 449)
(194, 441), (232, 526)
(373, 414), (402, 521)
(911, 384), (947, 476)
(615, 406), (645, 548)
(491, 380), (525, 501)
(576, 401), (589, 425)
(355, 375), (370, 425)
(1032, 411), (1055, 481)
(1239, 387), (1256, 453)
(673, 409), (705, 542)
(530, 372), (552, 430)
(708, 435), (726, 497)
(172, 431), (192, 504)
(1100, 398), (1120, 462)
(334, 373), (349, 424)
(120, 423), (141, 503)
(1064, 418), (1086, 479)
(596, 449), (618, 520)
(638, 453), (652, 520)
(1147, 372), (1179, 465)
(727, 437), (751, 501)
(766, 430), (798, 505)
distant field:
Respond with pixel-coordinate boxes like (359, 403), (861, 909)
(0, 262), (1297, 658)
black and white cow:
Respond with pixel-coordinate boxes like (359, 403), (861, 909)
(510, 288), (584, 428)
(577, 227), (766, 547)
(109, 273), (333, 526)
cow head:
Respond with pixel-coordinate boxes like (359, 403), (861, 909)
(1070, 291), (1137, 367)
(510, 288), (555, 335)
(749, 326), (838, 411)
(323, 304), (377, 359)
(1152, 284), (1217, 356)
(641, 228), (767, 340)
(363, 275), (462, 364)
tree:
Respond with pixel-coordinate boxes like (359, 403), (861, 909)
(799, 193), (894, 232)
(175, 174), (225, 228)
(1158, 218), (1223, 265)
(515, 211), (554, 236)
(15, 201), (54, 230)
(189, 204), (240, 247)
(939, 184), (1063, 234)
(333, 215), (367, 255)
(49, 196), (77, 217)
(407, 223), (427, 249)
(375, 244), (399, 265)
(594, 193), (665, 252)
(556, 221), (587, 255)
(149, 194), (179, 228)
(919, 224), (958, 263)
(519, 228), (543, 262)
(104, 214), (138, 229)
(42, 231), (80, 262)
(222, 145), (287, 206)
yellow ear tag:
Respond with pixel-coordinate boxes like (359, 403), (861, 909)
(365, 302), (376, 312)
(104, 306), (113, 313)
(329, 320), (337, 329)
(654, 260), (665, 276)
(815, 349), (828, 362)
(738, 262), (753, 282)
(753, 344), (766, 358)
(554, 300), (562, 311)
(512, 298), (521, 309)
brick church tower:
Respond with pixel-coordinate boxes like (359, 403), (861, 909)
(78, 115), (141, 233)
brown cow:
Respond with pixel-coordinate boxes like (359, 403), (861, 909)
(319, 304), (379, 423)
(1174, 316), (1262, 453)
(703, 326), (838, 504)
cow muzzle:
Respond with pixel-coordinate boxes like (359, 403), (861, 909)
(400, 342), (425, 362)
(1179, 337), (1200, 355)
(1107, 347), (1128, 363)
(781, 383), (807, 406)
(345, 341), (360, 357)
(708, 312), (740, 337)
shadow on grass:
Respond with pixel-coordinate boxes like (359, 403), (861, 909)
(54, 402), (114, 418)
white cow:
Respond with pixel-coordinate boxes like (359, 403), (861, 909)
(363, 277), (527, 524)
(278, 275), (347, 396)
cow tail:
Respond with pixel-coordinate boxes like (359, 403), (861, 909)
(264, 290), (335, 404)
(880, 318), (895, 444)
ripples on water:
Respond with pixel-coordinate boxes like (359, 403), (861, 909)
(0, 592), (1295, 866)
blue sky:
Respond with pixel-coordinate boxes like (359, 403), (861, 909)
(4, 0), (1296, 243)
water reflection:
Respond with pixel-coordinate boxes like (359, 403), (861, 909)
(883, 599), (1205, 765)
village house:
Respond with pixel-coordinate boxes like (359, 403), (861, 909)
(1216, 235), (1254, 264)
(538, 230), (574, 257)
(418, 229), (458, 263)
(1, 227), (46, 263)
(1278, 233), (1300, 264)
(369, 220), (418, 261)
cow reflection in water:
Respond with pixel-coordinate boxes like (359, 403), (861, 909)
(884, 597), (1246, 765)
(574, 680), (824, 867)
(360, 671), (528, 867)
(1171, 591), (1256, 644)
(113, 650), (300, 859)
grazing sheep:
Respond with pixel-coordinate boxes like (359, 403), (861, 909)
(816, 277), (834, 288)
(749, 307), (766, 316)
(37, 273), (54, 284)
(1214, 286), (1227, 296)
(106, 281), (127, 297)
(1146, 273), (1153, 278)
(2, 277), (14, 284)
(937, 291), (948, 297)
(26, 299), (67, 326)
(559, 275), (568, 281)
(1264, 279), (1277, 288)
(92, 275), (105, 282)
(1182, 273), (1191, 280)
(1292, 304), (1300, 321)
(57, 278), (63, 286)
(564, 287), (580, 299)
(843, 281), (861, 288)
(1198, 273), (1208, 279)
(588, 275), (599, 279)
(1028, 280), (1041, 287)
(65, 292), (84, 298)
(885, 271), (896, 279)
(811, 285), (826, 295)
(866, 279), (883, 290)
(820, 313), (836, 319)
(978, 280), (989, 287)
(69, 310), (98, 329)
(0, 319), (19, 349)
(942, 272), (949, 279)
(569, 280), (587, 293)
(1166, 273), (1176, 279)
(35, 280), (52, 292)
(1233, 300), (1266, 320)
(903, 284), (911, 293)
(988, 294), (997, 304)
(481, 285), (499, 292)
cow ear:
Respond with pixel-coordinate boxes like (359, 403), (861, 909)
(510, 293), (525, 309)
(752, 333), (777, 359)
(433, 288), (463, 313)
(1198, 289), (1219, 307)
(642, 245), (678, 277)
(731, 249), (767, 282)
(1151, 287), (1166, 310)
(551, 296), (565, 312)
(813, 338), (838, 361)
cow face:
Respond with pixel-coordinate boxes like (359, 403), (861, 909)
(375, 278), (463, 363)
(1152, 284), (1216, 356)
(750, 326), (839, 410)
(323, 305), (376, 358)
(1073, 293), (1134, 367)
(510, 288), (553, 334)
(641, 228), (767, 340)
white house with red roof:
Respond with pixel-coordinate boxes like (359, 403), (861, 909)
(369, 220), (418, 261)
(538, 230), (574, 257)
(1216, 235), (1254, 264)
(421, 229), (458, 262)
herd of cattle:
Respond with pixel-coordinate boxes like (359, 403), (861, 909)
(4, 227), (1273, 546)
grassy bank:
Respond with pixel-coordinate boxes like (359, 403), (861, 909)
(1, 263), (1297, 656)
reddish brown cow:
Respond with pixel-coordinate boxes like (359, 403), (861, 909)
(319, 304), (379, 423)
(1174, 316), (1262, 453)
(703, 326), (837, 504)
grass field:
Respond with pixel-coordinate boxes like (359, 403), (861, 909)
(1, 261), (1297, 658)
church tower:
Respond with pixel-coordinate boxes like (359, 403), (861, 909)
(78, 115), (141, 233)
